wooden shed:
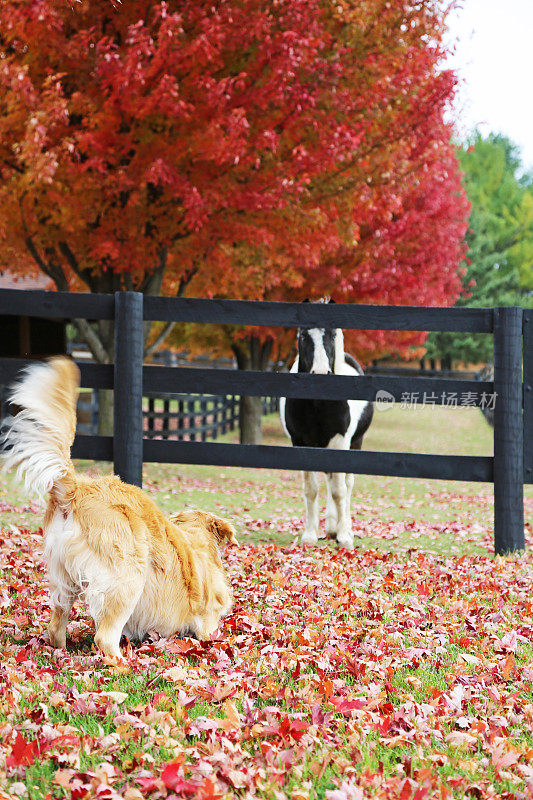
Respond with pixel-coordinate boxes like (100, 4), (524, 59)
(0, 272), (66, 358)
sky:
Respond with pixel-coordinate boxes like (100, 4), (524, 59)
(444, 0), (533, 169)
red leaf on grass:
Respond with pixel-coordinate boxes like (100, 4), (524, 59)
(333, 698), (366, 715)
(70, 787), (88, 800)
(166, 639), (198, 655)
(374, 716), (392, 734)
(490, 742), (519, 769)
(205, 680), (237, 702)
(161, 760), (196, 792)
(278, 716), (309, 742)
(502, 653), (515, 680)
(7, 731), (39, 767)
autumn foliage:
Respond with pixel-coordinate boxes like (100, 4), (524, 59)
(0, 0), (468, 365)
(1, 499), (533, 798)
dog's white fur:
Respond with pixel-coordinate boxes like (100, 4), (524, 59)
(2, 357), (235, 659)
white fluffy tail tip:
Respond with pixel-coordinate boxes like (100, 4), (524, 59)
(0, 358), (77, 498)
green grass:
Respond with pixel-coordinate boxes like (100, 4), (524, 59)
(1, 404), (530, 556)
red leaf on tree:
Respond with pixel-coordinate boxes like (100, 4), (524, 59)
(0, 0), (469, 371)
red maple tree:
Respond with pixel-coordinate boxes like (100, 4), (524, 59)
(0, 0), (468, 438)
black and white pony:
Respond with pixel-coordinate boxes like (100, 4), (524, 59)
(280, 301), (374, 550)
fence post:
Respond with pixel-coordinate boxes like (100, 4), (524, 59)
(114, 291), (144, 487)
(493, 306), (524, 554)
(200, 397), (207, 442)
(523, 310), (533, 485)
(163, 397), (170, 439)
(230, 396), (237, 431)
(147, 397), (155, 435)
(178, 399), (184, 439)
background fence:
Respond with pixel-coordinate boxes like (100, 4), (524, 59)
(0, 288), (530, 555)
(69, 392), (278, 439)
(145, 393), (238, 441)
(144, 394), (277, 441)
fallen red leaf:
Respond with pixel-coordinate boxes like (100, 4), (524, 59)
(6, 731), (39, 768)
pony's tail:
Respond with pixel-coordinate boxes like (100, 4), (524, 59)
(1, 357), (79, 502)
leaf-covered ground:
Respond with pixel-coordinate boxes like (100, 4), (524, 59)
(1, 408), (532, 799)
(1, 506), (532, 798)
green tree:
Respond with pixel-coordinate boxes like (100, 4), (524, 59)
(427, 133), (533, 365)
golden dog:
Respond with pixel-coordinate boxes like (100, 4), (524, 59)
(2, 357), (235, 659)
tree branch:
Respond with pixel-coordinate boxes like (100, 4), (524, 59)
(18, 196), (69, 290)
(3, 158), (24, 175)
(260, 338), (273, 371)
(231, 341), (249, 370)
(143, 259), (198, 357)
(144, 320), (177, 358)
(58, 241), (93, 288)
(142, 255), (166, 296)
(73, 318), (109, 364)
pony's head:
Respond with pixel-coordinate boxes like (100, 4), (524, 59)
(297, 298), (344, 374)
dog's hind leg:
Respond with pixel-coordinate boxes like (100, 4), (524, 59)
(48, 592), (76, 650)
(48, 566), (78, 650)
(94, 581), (143, 660)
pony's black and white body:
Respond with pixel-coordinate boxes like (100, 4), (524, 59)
(280, 322), (373, 550)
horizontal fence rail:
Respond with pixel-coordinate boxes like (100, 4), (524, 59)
(0, 288), (115, 320)
(142, 297), (495, 332)
(0, 359), (496, 407)
(0, 289), (493, 332)
(69, 437), (493, 483)
(0, 288), (530, 556)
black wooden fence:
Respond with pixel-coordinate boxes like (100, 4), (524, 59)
(73, 393), (277, 439)
(144, 394), (277, 441)
(0, 288), (530, 555)
(145, 393), (238, 441)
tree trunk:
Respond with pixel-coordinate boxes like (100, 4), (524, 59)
(98, 389), (114, 436)
(232, 336), (273, 445)
(239, 395), (263, 445)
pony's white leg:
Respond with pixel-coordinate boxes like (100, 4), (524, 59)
(328, 472), (353, 550)
(345, 472), (355, 531)
(301, 471), (319, 545)
(326, 434), (353, 549)
(325, 479), (338, 539)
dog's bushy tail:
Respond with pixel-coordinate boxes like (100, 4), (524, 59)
(168, 510), (238, 548)
(2, 357), (79, 500)
(204, 512), (238, 547)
